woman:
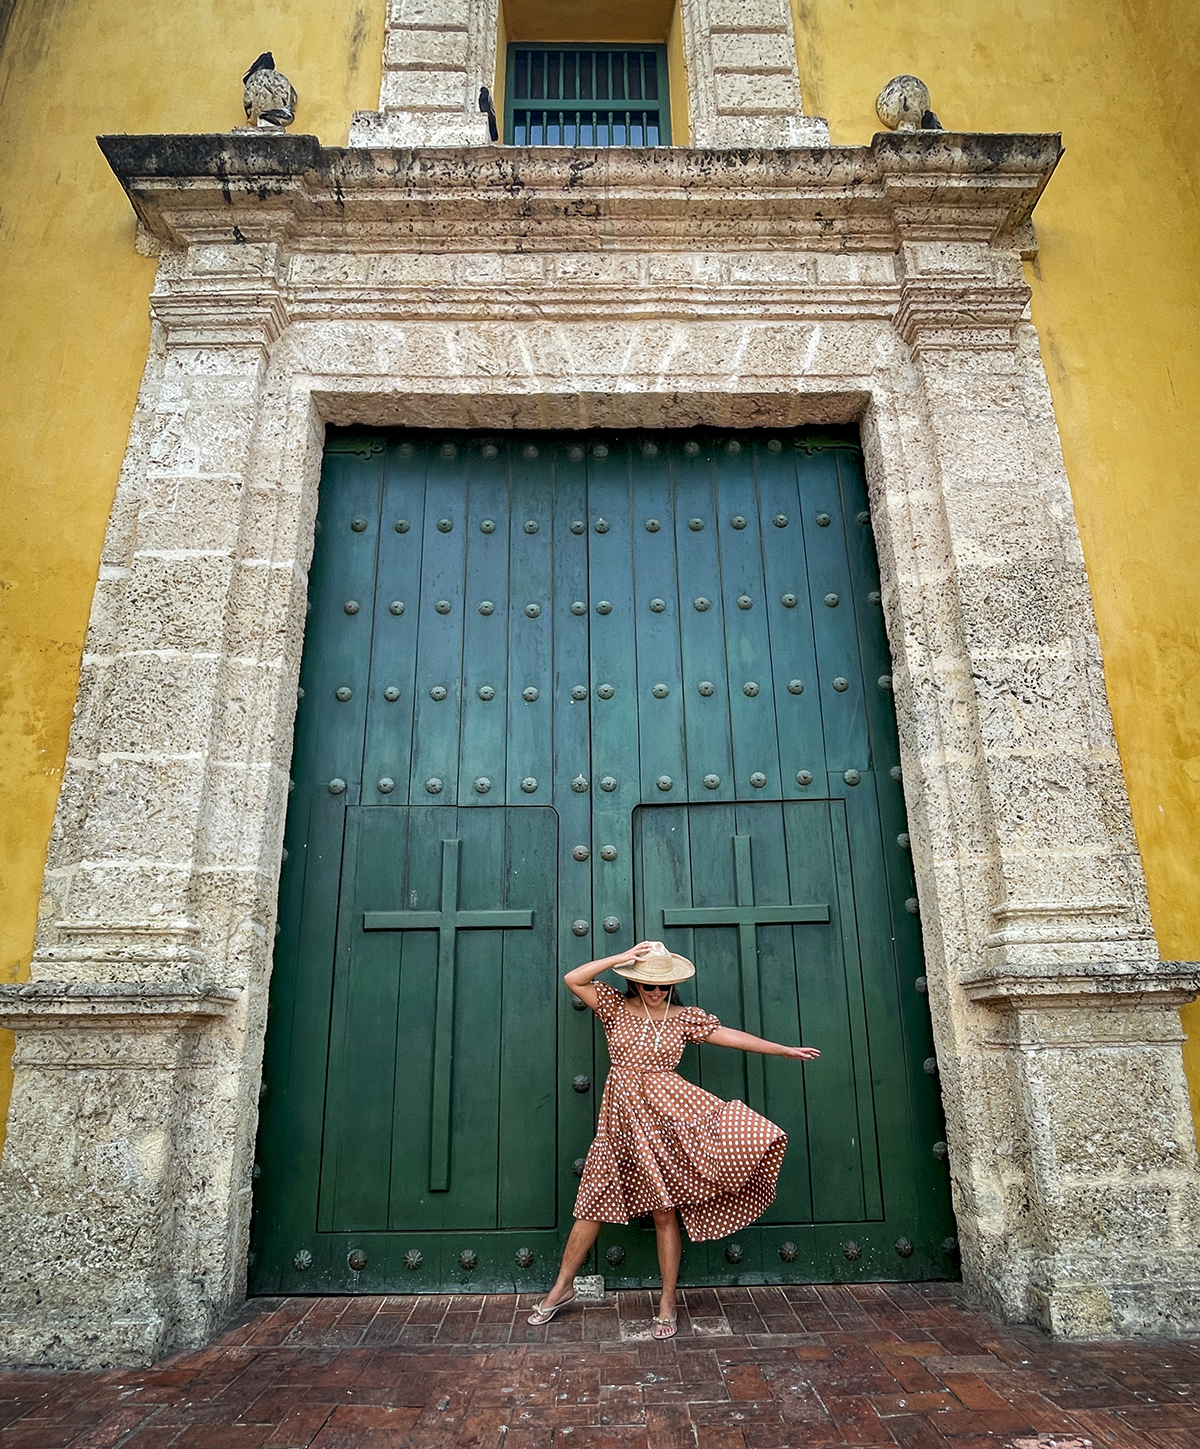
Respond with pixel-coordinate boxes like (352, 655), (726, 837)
(529, 940), (820, 1338)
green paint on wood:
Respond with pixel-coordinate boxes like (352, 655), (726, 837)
(662, 831), (829, 1112)
(363, 836), (536, 1191)
(250, 430), (956, 1296)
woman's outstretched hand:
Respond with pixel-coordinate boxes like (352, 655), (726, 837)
(707, 1026), (821, 1058)
(624, 941), (655, 964)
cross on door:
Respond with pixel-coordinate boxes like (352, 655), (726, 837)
(661, 833), (829, 1112)
(364, 837), (535, 1191)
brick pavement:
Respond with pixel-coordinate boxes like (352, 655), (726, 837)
(1, 1284), (1198, 1448)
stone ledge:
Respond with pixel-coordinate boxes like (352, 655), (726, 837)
(96, 130), (1062, 255)
(895, 279), (1033, 345)
(0, 982), (242, 1029)
(149, 290), (289, 350)
(961, 959), (1200, 1008)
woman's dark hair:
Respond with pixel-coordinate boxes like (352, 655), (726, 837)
(623, 981), (680, 1004)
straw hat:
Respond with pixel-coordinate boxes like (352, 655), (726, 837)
(613, 940), (695, 985)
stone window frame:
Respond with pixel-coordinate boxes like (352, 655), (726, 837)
(350, 0), (829, 148)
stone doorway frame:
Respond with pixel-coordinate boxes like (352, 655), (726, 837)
(1, 130), (1198, 1367)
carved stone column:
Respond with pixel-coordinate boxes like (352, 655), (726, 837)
(0, 986), (240, 1362)
(0, 243), (295, 1363)
(349, 0), (500, 147)
(677, 0), (829, 147)
(883, 230), (1200, 1335)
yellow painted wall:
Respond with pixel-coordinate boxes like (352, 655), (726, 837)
(0, 0), (384, 1137)
(494, 1), (508, 127)
(790, 0), (1200, 1120)
(1, 0), (1198, 1146)
(667, 1), (690, 146)
(502, 0), (675, 43)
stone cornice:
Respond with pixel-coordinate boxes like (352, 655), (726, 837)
(894, 278), (1034, 348)
(0, 982), (242, 1029)
(98, 130), (1062, 256)
(149, 290), (290, 350)
(960, 961), (1200, 1011)
(33, 918), (209, 978)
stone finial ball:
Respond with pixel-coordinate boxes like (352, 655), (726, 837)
(876, 74), (931, 131)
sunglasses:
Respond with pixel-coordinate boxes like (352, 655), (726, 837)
(637, 983), (670, 993)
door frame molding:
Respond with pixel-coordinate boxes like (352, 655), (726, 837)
(2, 133), (1198, 1366)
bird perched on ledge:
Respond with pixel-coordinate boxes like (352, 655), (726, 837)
(479, 86), (499, 142)
(242, 52), (297, 130)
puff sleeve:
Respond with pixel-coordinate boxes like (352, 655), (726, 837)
(680, 1004), (721, 1043)
(592, 980), (624, 1026)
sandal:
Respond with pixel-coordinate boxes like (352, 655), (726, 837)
(652, 1315), (678, 1340)
(527, 1292), (575, 1325)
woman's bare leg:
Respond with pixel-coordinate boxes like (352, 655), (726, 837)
(652, 1208), (681, 1324)
(540, 1219), (600, 1308)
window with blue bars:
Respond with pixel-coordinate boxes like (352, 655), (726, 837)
(505, 44), (671, 146)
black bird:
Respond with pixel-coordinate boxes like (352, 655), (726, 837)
(243, 52), (274, 84)
(243, 52), (297, 129)
(479, 86), (499, 142)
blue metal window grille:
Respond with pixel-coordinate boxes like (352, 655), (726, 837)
(505, 45), (671, 146)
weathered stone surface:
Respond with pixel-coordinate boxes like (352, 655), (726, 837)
(0, 982), (242, 1361)
(679, 0), (828, 147)
(379, 67), (469, 112)
(351, 0), (495, 148)
(0, 111), (1196, 1370)
(877, 74), (934, 133)
(104, 132), (1055, 258)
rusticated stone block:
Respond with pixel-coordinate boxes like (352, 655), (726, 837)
(116, 551), (235, 654)
(706, 0), (791, 31)
(379, 68), (467, 113)
(385, 27), (470, 69)
(710, 32), (796, 72)
(714, 71), (798, 115)
(386, 0), (468, 28)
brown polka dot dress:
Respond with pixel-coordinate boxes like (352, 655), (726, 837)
(573, 982), (788, 1242)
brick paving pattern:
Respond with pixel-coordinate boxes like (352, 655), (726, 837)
(1, 1284), (1198, 1447)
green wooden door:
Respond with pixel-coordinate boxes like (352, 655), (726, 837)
(320, 808), (556, 1231)
(249, 429), (956, 1296)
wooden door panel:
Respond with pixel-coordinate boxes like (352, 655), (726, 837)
(316, 806), (410, 1233)
(251, 429), (956, 1296)
(496, 805), (560, 1228)
(796, 448), (872, 772)
(587, 446), (639, 969)
(673, 453), (735, 800)
(456, 446), (511, 806)
(408, 448), (468, 805)
(756, 442), (826, 794)
(712, 448), (784, 799)
(504, 448), (556, 806)
(633, 800), (880, 1227)
(631, 443), (687, 797)
(316, 806), (557, 1236)
(363, 446), (424, 804)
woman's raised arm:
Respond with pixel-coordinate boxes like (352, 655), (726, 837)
(706, 1025), (820, 1061)
(565, 942), (654, 1011)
